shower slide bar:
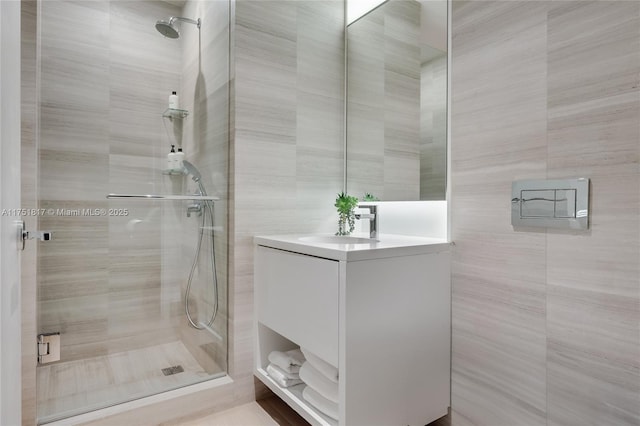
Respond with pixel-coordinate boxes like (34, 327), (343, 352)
(107, 194), (219, 201)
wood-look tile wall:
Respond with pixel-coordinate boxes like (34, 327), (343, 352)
(451, 2), (640, 425)
(232, 0), (344, 388)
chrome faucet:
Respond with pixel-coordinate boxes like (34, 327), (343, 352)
(355, 204), (378, 239)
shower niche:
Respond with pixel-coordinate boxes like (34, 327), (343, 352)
(31, 0), (230, 422)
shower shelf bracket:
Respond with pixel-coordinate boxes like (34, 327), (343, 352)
(162, 168), (187, 176)
(163, 108), (189, 119)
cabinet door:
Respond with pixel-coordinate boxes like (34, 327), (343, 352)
(255, 246), (339, 367)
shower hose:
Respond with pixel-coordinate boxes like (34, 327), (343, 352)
(185, 191), (219, 330)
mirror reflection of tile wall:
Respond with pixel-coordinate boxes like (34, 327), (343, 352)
(346, 0), (447, 201)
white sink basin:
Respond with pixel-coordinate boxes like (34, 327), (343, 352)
(298, 235), (378, 244)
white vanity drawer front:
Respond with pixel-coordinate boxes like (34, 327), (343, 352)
(256, 246), (339, 367)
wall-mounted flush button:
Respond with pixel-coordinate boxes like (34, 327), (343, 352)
(511, 178), (589, 230)
(521, 190), (555, 218)
(554, 189), (576, 218)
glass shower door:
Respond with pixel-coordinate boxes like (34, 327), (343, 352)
(34, 0), (229, 422)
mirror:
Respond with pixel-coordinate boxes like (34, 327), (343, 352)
(346, 0), (448, 201)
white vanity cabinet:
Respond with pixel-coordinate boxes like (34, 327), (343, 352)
(254, 235), (451, 426)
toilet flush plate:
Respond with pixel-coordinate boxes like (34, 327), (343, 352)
(511, 178), (590, 230)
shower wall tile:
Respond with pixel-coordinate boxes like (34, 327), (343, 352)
(37, 200), (110, 362)
(39, 294), (110, 361)
(452, 1), (640, 426)
(108, 2), (182, 159)
(108, 154), (163, 196)
(109, 70), (179, 159)
(39, 150), (109, 202)
(39, 105), (109, 156)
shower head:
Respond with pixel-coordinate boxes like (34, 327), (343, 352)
(155, 16), (201, 39)
(155, 19), (180, 39)
(182, 160), (202, 183)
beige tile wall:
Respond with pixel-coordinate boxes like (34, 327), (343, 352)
(451, 1), (640, 425)
(232, 0), (344, 392)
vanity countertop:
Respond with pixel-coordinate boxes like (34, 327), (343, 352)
(254, 233), (451, 261)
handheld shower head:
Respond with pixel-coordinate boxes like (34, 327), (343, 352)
(155, 16), (201, 39)
(182, 160), (202, 183)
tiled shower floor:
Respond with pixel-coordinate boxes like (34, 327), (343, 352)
(37, 341), (223, 423)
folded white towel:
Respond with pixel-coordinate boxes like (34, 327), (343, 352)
(303, 386), (339, 421)
(266, 364), (303, 388)
(301, 347), (338, 383)
(299, 362), (339, 403)
(268, 349), (305, 374)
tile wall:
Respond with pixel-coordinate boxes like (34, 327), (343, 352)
(451, 2), (640, 425)
(232, 0), (345, 395)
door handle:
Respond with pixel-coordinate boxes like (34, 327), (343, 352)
(18, 220), (52, 251)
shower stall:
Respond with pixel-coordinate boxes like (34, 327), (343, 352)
(28, 0), (230, 422)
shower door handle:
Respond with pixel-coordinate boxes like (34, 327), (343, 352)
(17, 220), (25, 250)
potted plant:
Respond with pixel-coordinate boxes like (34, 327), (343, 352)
(335, 192), (359, 236)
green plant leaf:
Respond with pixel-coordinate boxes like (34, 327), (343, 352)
(362, 193), (379, 201)
(335, 192), (359, 215)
